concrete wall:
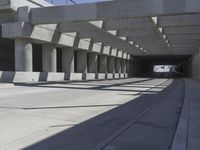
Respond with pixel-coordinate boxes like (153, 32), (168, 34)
(176, 49), (200, 79)
(191, 50), (200, 79)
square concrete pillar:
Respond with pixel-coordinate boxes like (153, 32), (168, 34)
(126, 60), (130, 74)
(115, 58), (121, 73)
(107, 56), (115, 73)
(75, 50), (87, 73)
(88, 52), (98, 73)
(62, 47), (74, 74)
(15, 38), (33, 72)
(98, 54), (108, 73)
(121, 59), (126, 73)
(42, 44), (57, 72)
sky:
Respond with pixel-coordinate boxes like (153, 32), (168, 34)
(46, 0), (111, 5)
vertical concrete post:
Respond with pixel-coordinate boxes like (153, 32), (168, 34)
(62, 47), (74, 74)
(76, 50), (87, 73)
(88, 52), (98, 73)
(15, 38), (33, 72)
(42, 44), (57, 72)
(121, 59), (126, 73)
(115, 58), (121, 73)
(126, 60), (130, 74)
(107, 56), (115, 73)
(98, 54), (108, 73)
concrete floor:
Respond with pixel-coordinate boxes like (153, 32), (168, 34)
(0, 78), (197, 150)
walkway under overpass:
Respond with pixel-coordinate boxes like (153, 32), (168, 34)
(0, 0), (199, 82)
(0, 0), (200, 150)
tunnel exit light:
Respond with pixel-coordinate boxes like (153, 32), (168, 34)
(154, 65), (174, 73)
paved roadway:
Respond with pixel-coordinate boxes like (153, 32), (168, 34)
(0, 78), (197, 150)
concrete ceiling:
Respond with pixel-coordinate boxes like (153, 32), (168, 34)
(27, 0), (200, 59)
(135, 55), (190, 65)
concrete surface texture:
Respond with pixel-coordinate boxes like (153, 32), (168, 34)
(1, 0), (200, 81)
(0, 78), (198, 150)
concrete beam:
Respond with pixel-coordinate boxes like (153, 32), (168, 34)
(163, 26), (200, 35)
(159, 14), (200, 27)
(168, 34), (200, 40)
(117, 28), (158, 37)
(30, 0), (200, 24)
(2, 22), (76, 47)
(103, 18), (153, 30)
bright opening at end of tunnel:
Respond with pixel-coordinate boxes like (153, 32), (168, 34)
(153, 65), (175, 73)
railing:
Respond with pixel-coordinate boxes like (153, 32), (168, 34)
(46, 0), (77, 5)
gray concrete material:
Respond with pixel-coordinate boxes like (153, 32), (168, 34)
(163, 26), (200, 35)
(186, 79), (200, 150)
(62, 47), (74, 74)
(191, 50), (200, 79)
(107, 56), (115, 73)
(75, 50), (87, 73)
(159, 14), (200, 27)
(124, 73), (128, 78)
(172, 79), (200, 150)
(126, 60), (130, 74)
(117, 28), (158, 37)
(15, 38), (33, 72)
(121, 59), (127, 73)
(114, 73), (120, 79)
(87, 52), (98, 73)
(77, 30), (140, 55)
(115, 58), (122, 73)
(59, 22), (98, 32)
(68, 73), (83, 80)
(85, 73), (96, 80)
(0, 78), (172, 150)
(97, 73), (106, 79)
(0, 0), (52, 11)
(0, 71), (68, 83)
(35, 19), (136, 56)
(2, 22), (76, 48)
(103, 18), (153, 30)
(102, 79), (184, 150)
(120, 73), (125, 78)
(107, 73), (114, 79)
(30, 0), (200, 24)
(98, 54), (108, 73)
(42, 44), (57, 72)
(11, 0), (52, 10)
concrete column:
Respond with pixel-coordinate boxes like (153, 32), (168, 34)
(98, 54), (108, 73)
(115, 58), (121, 73)
(42, 44), (57, 72)
(76, 50), (87, 73)
(88, 52), (98, 73)
(15, 38), (33, 71)
(62, 47), (74, 73)
(121, 59), (126, 73)
(107, 56), (115, 73)
(126, 60), (130, 74)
